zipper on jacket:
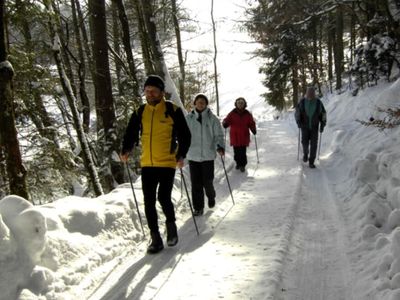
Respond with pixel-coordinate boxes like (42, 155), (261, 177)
(150, 109), (155, 166)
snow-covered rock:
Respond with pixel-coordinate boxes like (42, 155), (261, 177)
(388, 209), (400, 231)
(365, 198), (391, 228)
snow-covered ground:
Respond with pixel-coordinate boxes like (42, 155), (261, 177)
(2, 0), (400, 299)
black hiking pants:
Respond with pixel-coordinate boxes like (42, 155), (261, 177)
(141, 167), (176, 233)
(189, 160), (216, 210)
(301, 127), (319, 163)
(233, 146), (247, 167)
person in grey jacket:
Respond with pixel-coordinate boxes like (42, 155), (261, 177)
(186, 93), (225, 216)
(295, 86), (327, 168)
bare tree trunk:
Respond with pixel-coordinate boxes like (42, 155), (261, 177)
(44, 1), (104, 196)
(211, 0), (220, 116)
(89, 0), (124, 189)
(71, 0), (91, 132)
(113, 0), (141, 101)
(171, 0), (186, 104)
(311, 17), (321, 94)
(300, 56), (307, 95)
(137, 0), (183, 107)
(291, 59), (299, 107)
(350, 2), (356, 66)
(334, 4), (344, 90)
(55, 95), (77, 151)
(51, 1), (77, 98)
(111, 2), (124, 95)
(328, 17), (334, 93)
(0, 0), (29, 200)
(0, 148), (7, 198)
(76, 0), (96, 81)
(139, 0), (165, 76)
(133, 0), (154, 75)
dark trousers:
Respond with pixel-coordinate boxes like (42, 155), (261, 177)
(189, 160), (216, 210)
(233, 146), (247, 167)
(141, 167), (176, 233)
(301, 128), (319, 163)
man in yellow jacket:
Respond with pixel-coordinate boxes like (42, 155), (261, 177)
(120, 75), (191, 254)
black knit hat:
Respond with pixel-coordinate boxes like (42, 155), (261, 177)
(194, 93), (209, 105)
(144, 75), (165, 91)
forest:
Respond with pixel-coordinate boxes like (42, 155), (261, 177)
(0, 0), (399, 202)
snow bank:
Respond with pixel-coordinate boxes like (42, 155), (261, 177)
(0, 186), (140, 299)
(0, 195), (50, 299)
(323, 78), (400, 299)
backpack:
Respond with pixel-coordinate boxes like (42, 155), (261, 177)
(299, 98), (322, 127)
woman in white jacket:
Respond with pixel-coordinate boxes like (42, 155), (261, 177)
(186, 94), (225, 216)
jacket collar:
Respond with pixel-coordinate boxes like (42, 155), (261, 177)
(233, 108), (248, 115)
(192, 107), (209, 117)
(147, 97), (166, 110)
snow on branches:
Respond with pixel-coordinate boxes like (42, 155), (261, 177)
(357, 107), (400, 131)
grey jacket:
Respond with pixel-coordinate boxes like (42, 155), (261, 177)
(185, 108), (225, 162)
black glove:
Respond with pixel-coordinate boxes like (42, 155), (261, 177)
(296, 122), (301, 128)
(252, 130), (257, 135)
(217, 147), (225, 156)
(320, 126), (324, 133)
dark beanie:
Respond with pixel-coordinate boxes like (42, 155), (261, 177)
(144, 75), (165, 91)
(194, 93), (209, 105)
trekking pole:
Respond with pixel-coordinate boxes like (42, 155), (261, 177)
(180, 171), (183, 199)
(180, 169), (199, 235)
(125, 162), (145, 237)
(317, 131), (323, 160)
(254, 134), (259, 164)
(220, 155), (235, 205)
(224, 128), (227, 148)
(297, 129), (300, 161)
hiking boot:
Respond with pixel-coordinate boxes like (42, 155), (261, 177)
(303, 154), (308, 162)
(193, 209), (204, 216)
(239, 166), (245, 172)
(208, 198), (215, 208)
(147, 231), (164, 254)
(166, 222), (178, 247)
(309, 162), (316, 169)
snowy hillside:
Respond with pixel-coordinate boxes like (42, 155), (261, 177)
(1, 78), (400, 299)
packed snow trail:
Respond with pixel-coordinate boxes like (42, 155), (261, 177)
(277, 152), (354, 299)
(87, 118), (354, 300)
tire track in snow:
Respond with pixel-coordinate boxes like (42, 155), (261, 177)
(277, 164), (354, 300)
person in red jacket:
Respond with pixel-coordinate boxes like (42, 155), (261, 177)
(222, 97), (256, 172)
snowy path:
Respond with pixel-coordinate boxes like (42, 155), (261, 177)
(277, 154), (354, 299)
(86, 119), (354, 300)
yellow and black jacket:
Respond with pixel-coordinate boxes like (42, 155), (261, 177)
(122, 99), (191, 168)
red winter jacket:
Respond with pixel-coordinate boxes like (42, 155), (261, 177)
(223, 109), (256, 147)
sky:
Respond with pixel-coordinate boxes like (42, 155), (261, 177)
(180, 0), (266, 115)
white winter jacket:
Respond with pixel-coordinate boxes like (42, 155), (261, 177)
(185, 108), (225, 162)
